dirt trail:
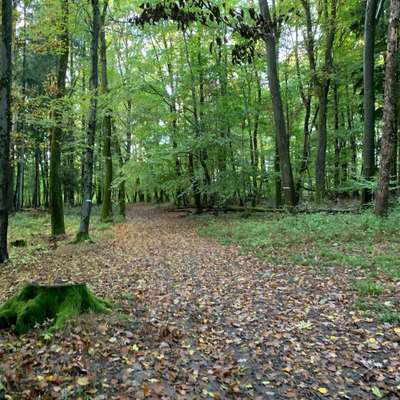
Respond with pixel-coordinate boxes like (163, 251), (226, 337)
(0, 205), (399, 399)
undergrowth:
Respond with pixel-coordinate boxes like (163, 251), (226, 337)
(198, 205), (400, 323)
(8, 207), (113, 266)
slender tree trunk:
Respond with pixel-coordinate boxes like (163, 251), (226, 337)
(49, 0), (69, 236)
(116, 141), (126, 218)
(14, 4), (27, 212)
(116, 100), (132, 217)
(188, 152), (202, 213)
(0, 0), (12, 263)
(390, 99), (398, 187)
(32, 146), (40, 208)
(362, 0), (379, 204)
(348, 104), (358, 198)
(77, 0), (100, 241)
(274, 140), (282, 207)
(315, 0), (337, 203)
(334, 83), (340, 191)
(7, 144), (14, 212)
(14, 148), (24, 210)
(183, 31), (203, 212)
(294, 13), (315, 200)
(258, 0), (297, 207)
(375, 0), (400, 216)
(100, 1), (113, 222)
(42, 147), (49, 208)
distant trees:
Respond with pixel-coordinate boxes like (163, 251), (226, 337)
(0, 0), (399, 263)
(0, 0), (12, 263)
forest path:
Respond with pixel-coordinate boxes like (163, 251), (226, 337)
(0, 205), (399, 399)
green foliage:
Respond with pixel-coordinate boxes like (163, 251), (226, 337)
(355, 299), (400, 324)
(8, 208), (113, 265)
(198, 206), (400, 280)
(353, 279), (385, 296)
(199, 206), (400, 321)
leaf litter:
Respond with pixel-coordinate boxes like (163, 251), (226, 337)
(0, 205), (399, 399)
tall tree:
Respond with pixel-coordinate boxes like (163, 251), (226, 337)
(0, 0), (12, 263)
(362, 0), (379, 205)
(49, 0), (69, 236)
(315, 0), (337, 202)
(375, 0), (400, 216)
(258, 0), (297, 207)
(100, 0), (113, 222)
(77, 0), (100, 241)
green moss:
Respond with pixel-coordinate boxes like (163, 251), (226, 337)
(73, 232), (93, 244)
(0, 283), (111, 334)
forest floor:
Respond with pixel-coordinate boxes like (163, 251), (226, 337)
(0, 204), (399, 400)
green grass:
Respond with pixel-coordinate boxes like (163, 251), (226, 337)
(8, 207), (113, 265)
(353, 279), (385, 296)
(197, 206), (400, 322)
(198, 207), (400, 278)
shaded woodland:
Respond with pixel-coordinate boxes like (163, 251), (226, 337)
(1, 0), (400, 261)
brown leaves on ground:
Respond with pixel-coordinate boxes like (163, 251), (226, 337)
(0, 205), (399, 399)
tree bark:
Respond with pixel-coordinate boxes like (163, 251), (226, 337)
(0, 0), (12, 263)
(49, 0), (69, 236)
(362, 0), (379, 205)
(375, 0), (400, 216)
(32, 146), (40, 208)
(258, 0), (297, 207)
(315, 0), (337, 203)
(100, 0), (113, 222)
(77, 0), (100, 241)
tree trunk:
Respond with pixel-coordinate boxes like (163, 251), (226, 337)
(77, 0), (100, 241)
(334, 83), (340, 191)
(0, 0), (12, 263)
(362, 0), (379, 205)
(49, 0), (69, 236)
(40, 147), (49, 208)
(116, 100), (132, 218)
(188, 152), (202, 213)
(258, 0), (297, 207)
(315, 0), (337, 203)
(375, 0), (400, 216)
(32, 146), (40, 208)
(100, 1), (113, 223)
(14, 146), (24, 210)
(274, 140), (282, 207)
(294, 8), (316, 200)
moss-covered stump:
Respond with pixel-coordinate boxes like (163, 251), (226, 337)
(0, 282), (111, 334)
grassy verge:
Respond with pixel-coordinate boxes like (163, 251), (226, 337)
(197, 206), (400, 323)
(8, 207), (114, 266)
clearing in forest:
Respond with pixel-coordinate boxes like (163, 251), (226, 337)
(0, 205), (399, 399)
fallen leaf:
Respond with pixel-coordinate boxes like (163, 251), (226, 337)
(371, 386), (383, 398)
(76, 377), (90, 386)
(318, 387), (328, 394)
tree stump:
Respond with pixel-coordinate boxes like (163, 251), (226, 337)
(0, 282), (111, 334)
